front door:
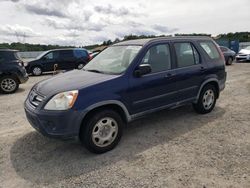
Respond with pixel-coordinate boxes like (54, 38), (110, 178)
(42, 51), (60, 72)
(128, 43), (178, 115)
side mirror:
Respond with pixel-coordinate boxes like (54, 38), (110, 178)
(134, 64), (152, 77)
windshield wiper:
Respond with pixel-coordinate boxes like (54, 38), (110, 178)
(84, 69), (103, 74)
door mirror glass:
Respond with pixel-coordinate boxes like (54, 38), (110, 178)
(134, 64), (152, 77)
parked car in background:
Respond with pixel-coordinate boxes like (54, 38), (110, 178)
(89, 51), (100, 59)
(236, 46), (250, 62)
(25, 48), (91, 76)
(0, 49), (29, 94)
(219, 46), (236, 65)
(24, 37), (226, 154)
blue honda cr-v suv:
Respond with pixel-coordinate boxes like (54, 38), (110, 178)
(24, 37), (226, 153)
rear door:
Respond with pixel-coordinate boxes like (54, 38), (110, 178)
(173, 41), (207, 101)
(58, 50), (75, 70)
(73, 49), (89, 65)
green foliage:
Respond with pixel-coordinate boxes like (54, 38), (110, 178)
(218, 32), (250, 42)
(1, 32), (250, 51)
(175, 33), (211, 37)
(0, 42), (76, 51)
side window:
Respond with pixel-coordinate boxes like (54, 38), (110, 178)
(199, 41), (220, 59)
(174, 43), (200, 68)
(44, 52), (59, 60)
(0, 53), (4, 62)
(74, 50), (87, 58)
(59, 50), (74, 59)
(141, 44), (171, 73)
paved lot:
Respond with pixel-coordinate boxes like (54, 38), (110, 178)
(0, 64), (250, 188)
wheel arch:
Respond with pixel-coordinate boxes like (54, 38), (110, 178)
(196, 79), (220, 102)
(79, 101), (131, 134)
(0, 72), (20, 83)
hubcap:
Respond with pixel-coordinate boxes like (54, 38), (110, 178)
(78, 64), (84, 69)
(1, 78), (16, 92)
(33, 67), (42, 75)
(203, 89), (215, 110)
(92, 117), (118, 147)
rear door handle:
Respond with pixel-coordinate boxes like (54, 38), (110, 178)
(165, 73), (175, 78)
(200, 66), (207, 72)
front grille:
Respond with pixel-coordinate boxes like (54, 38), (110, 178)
(29, 90), (45, 108)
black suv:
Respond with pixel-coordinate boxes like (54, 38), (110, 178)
(0, 49), (29, 94)
(25, 48), (91, 76)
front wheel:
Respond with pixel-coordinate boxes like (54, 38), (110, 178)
(193, 84), (217, 114)
(31, 66), (43, 76)
(0, 76), (19, 94)
(80, 109), (124, 154)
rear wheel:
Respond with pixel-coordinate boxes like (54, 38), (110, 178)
(193, 84), (217, 114)
(0, 76), (19, 94)
(31, 66), (42, 76)
(77, 63), (84, 70)
(80, 109), (124, 154)
(226, 57), (233, 65)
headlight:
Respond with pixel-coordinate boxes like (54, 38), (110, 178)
(44, 90), (78, 110)
(23, 62), (28, 67)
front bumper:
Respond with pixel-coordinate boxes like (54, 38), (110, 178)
(24, 99), (83, 140)
(236, 54), (250, 61)
(19, 73), (29, 84)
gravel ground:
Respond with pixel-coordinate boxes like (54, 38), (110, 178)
(0, 64), (250, 188)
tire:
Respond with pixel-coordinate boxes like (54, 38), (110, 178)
(31, 66), (43, 76)
(77, 63), (84, 70)
(226, 57), (233, 65)
(0, 75), (19, 94)
(80, 109), (124, 154)
(193, 84), (217, 114)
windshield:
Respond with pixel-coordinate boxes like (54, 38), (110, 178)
(36, 51), (49, 59)
(84, 45), (142, 74)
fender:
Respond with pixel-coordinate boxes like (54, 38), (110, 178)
(195, 78), (219, 102)
(81, 100), (132, 122)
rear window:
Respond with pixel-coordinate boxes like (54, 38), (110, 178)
(0, 51), (19, 62)
(59, 50), (74, 59)
(199, 41), (220, 60)
(74, 50), (88, 58)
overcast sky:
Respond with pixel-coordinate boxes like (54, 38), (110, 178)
(0, 0), (249, 46)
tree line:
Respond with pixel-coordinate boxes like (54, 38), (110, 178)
(0, 32), (249, 51)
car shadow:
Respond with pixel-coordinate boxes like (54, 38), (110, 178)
(0, 88), (25, 95)
(10, 105), (225, 185)
(16, 88), (25, 94)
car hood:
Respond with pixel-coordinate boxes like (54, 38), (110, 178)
(35, 70), (119, 96)
(238, 49), (250, 55)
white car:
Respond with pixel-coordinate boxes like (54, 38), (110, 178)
(236, 46), (250, 62)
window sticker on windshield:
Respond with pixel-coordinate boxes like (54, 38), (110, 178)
(126, 46), (141, 50)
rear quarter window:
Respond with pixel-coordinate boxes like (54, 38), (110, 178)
(74, 50), (88, 58)
(59, 50), (74, 59)
(199, 41), (220, 60)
